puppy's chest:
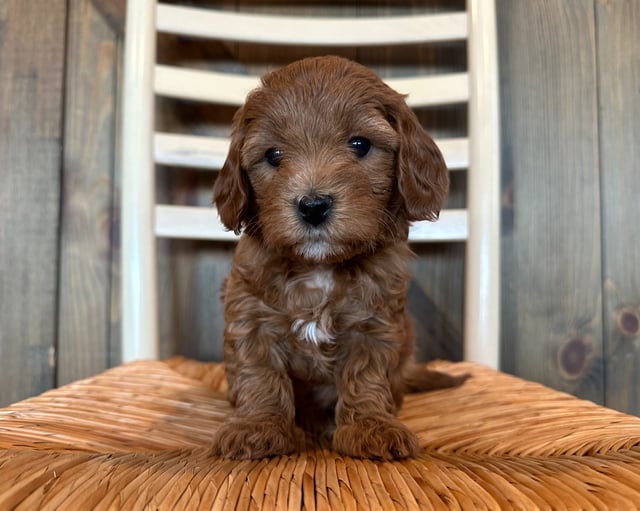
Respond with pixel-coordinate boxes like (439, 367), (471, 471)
(285, 269), (337, 347)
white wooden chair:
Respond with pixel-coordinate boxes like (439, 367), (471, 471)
(121, 1), (500, 368)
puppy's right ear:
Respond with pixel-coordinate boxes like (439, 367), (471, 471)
(213, 107), (253, 235)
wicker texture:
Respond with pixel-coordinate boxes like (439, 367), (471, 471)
(1, 359), (640, 510)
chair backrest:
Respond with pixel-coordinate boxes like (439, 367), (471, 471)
(121, 1), (500, 368)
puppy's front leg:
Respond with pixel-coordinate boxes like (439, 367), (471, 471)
(333, 335), (419, 460)
(212, 296), (298, 459)
(213, 366), (298, 459)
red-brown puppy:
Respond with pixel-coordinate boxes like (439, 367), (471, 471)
(212, 56), (465, 460)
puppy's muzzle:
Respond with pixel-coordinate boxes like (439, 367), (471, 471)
(298, 194), (333, 227)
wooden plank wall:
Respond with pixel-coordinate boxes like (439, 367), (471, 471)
(0, 1), (67, 405)
(597, 0), (640, 412)
(497, 0), (604, 403)
(57, 0), (122, 385)
(1, 0), (639, 416)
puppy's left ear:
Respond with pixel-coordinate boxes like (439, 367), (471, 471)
(389, 100), (449, 221)
(213, 107), (253, 235)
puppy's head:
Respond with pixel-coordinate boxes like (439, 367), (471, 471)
(213, 56), (448, 263)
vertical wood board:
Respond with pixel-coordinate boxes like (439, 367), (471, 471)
(497, 0), (604, 402)
(0, 0), (67, 406)
(596, 0), (640, 414)
(57, 0), (120, 385)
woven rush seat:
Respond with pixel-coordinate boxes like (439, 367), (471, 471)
(1, 359), (640, 510)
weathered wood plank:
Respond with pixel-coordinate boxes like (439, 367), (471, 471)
(596, 0), (640, 415)
(0, 0), (67, 406)
(166, 240), (233, 361)
(109, 34), (125, 367)
(57, 0), (120, 385)
(497, 0), (603, 402)
(90, 0), (125, 33)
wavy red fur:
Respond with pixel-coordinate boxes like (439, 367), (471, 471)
(212, 56), (464, 461)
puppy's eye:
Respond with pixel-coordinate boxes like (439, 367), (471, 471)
(265, 147), (283, 167)
(348, 137), (372, 158)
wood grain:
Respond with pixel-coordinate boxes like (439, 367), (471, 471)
(497, 0), (604, 403)
(0, 0), (67, 406)
(90, 0), (125, 33)
(596, 0), (640, 414)
(57, 0), (120, 385)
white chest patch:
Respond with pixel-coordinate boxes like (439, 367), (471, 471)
(291, 319), (334, 345)
(304, 269), (334, 294)
(289, 268), (335, 345)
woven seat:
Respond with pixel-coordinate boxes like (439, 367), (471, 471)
(1, 359), (640, 509)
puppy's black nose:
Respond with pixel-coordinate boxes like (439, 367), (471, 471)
(298, 195), (333, 227)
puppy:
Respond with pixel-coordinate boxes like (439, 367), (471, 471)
(212, 56), (466, 461)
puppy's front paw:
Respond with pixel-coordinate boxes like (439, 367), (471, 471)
(333, 418), (420, 460)
(212, 418), (298, 460)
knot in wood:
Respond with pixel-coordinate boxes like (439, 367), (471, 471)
(558, 336), (593, 381)
(616, 307), (640, 337)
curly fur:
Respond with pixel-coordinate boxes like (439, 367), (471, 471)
(212, 56), (466, 461)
